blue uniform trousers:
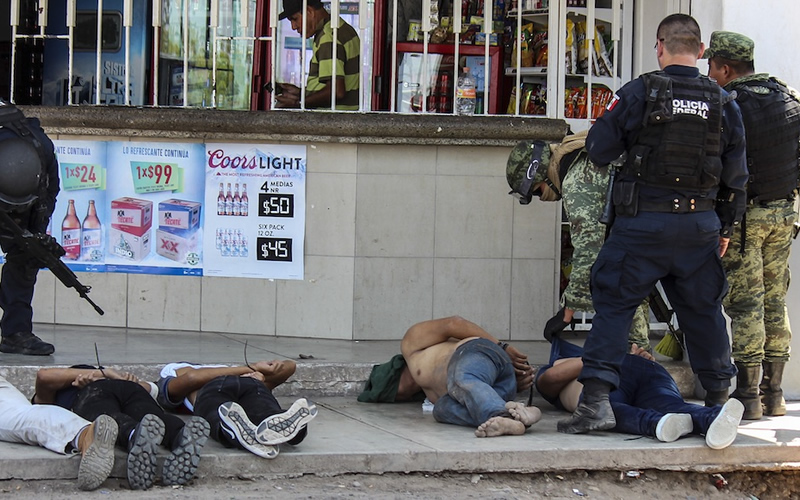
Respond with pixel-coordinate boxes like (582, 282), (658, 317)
(543, 337), (722, 437)
(579, 211), (736, 393)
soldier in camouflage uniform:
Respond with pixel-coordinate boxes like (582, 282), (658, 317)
(506, 134), (650, 349)
(706, 31), (800, 420)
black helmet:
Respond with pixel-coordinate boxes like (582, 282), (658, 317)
(0, 137), (42, 210)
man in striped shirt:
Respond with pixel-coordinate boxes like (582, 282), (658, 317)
(276, 0), (360, 110)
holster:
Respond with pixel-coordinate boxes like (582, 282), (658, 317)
(613, 180), (639, 217)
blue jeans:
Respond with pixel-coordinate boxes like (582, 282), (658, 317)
(580, 211), (736, 393)
(432, 338), (517, 427)
(540, 337), (721, 437)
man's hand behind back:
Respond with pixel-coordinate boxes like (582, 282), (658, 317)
(506, 345), (534, 392)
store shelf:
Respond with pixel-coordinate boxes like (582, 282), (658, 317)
(506, 8), (549, 22)
(505, 66), (548, 77)
(565, 74), (615, 87)
(565, 7), (614, 23)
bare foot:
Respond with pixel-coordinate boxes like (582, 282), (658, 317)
(474, 416), (526, 437)
(505, 401), (542, 427)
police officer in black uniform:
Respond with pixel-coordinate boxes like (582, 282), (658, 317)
(0, 100), (60, 356)
(558, 14), (748, 434)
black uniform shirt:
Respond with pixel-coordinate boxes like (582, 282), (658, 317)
(585, 64), (749, 233)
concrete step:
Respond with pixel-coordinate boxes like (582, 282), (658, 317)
(0, 359), (698, 400)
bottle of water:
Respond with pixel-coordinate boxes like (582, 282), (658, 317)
(456, 67), (476, 116)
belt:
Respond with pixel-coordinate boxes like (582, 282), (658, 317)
(636, 197), (715, 214)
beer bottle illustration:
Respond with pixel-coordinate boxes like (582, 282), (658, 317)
(61, 199), (82, 260)
(81, 200), (102, 261)
(217, 182), (225, 216)
(225, 182), (233, 216)
(233, 183), (241, 217)
(241, 183), (249, 217)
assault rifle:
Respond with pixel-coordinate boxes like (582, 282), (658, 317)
(0, 211), (104, 315)
(649, 286), (683, 360)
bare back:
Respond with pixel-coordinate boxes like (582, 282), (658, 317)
(404, 337), (477, 403)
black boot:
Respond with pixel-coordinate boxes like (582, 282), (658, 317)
(557, 379), (615, 434)
(731, 363), (763, 420)
(704, 389), (729, 408)
(760, 361), (786, 417)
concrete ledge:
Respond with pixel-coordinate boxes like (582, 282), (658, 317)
(23, 106), (570, 146)
(0, 360), (697, 400)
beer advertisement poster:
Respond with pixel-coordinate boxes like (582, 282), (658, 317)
(202, 143), (306, 280)
(104, 141), (206, 275)
(51, 140), (108, 273)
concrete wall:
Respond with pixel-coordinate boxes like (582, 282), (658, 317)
(26, 109), (567, 342)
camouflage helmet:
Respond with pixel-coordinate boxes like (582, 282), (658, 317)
(702, 31), (754, 62)
(506, 140), (551, 205)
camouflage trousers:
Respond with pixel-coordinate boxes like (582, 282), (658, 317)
(722, 199), (796, 366)
(561, 161), (649, 348)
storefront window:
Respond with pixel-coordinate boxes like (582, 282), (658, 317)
(4, 0), (630, 119)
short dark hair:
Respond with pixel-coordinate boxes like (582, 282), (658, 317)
(657, 14), (702, 56)
(711, 56), (755, 75)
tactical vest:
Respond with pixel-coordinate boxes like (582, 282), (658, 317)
(733, 78), (800, 202)
(622, 71), (724, 193)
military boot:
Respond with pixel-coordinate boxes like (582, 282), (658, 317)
(760, 361), (787, 416)
(731, 363), (762, 420)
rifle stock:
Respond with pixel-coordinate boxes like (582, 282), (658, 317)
(0, 211), (104, 315)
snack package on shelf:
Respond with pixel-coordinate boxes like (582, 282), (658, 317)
(510, 23), (535, 67)
(507, 83), (547, 115)
(533, 30), (548, 67)
(565, 19), (578, 74)
(593, 26), (614, 77)
(575, 21), (589, 74)
(591, 86), (614, 118)
(564, 86), (614, 119)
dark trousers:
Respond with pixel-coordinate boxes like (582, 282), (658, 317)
(547, 337), (721, 437)
(193, 375), (307, 448)
(580, 211), (736, 392)
(71, 379), (185, 450)
(0, 239), (38, 337)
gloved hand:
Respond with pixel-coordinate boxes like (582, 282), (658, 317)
(34, 232), (66, 257)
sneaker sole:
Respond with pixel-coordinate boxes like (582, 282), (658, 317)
(218, 402), (279, 459)
(127, 414), (165, 490)
(162, 416), (210, 486)
(255, 398), (318, 445)
(706, 398), (744, 450)
(77, 415), (119, 491)
(655, 413), (693, 443)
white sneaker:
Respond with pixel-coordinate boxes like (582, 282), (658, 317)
(255, 398), (318, 446)
(655, 413), (693, 443)
(218, 402), (279, 459)
(705, 398), (744, 450)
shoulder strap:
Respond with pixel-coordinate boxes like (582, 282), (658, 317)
(641, 71), (673, 127)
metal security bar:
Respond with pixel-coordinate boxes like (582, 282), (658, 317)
(7, 0), (627, 116)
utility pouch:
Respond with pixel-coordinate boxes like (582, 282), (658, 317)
(622, 144), (650, 178)
(613, 180), (639, 217)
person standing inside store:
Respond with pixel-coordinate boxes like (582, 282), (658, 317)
(705, 31), (800, 420)
(558, 14), (748, 434)
(274, 0), (361, 110)
(0, 100), (60, 356)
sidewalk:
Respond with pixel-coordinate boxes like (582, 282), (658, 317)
(0, 325), (797, 483)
